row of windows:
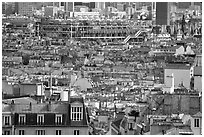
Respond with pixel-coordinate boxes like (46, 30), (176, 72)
(2, 114), (63, 125)
(3, 129), (80, 135)
(3, 107), (83, 126)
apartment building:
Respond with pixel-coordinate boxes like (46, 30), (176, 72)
(2, 97), (89, 135)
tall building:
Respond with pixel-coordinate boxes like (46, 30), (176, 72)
(156, 2), (170, 25)
(2, 2), (18, 15)
(177, 2), (191, 9)
(64, 2), (74, 18)
(44, 6), (58, 17)
(74, 2), (95, 10)
(53, 2), (60, 7)
(132, 2), (140, 11)
(105, 2), (117, 8)
(18, 2), (36, 16)
(95, 2), (105, 11)
(2, 2), (6, 14)
(117, 3), (125, 11)
(14, 2), (19, 14)
(64, 2), (74, 12)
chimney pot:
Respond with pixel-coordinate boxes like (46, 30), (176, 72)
(29, 102), (32, 111)
(11, 100), (14, 104)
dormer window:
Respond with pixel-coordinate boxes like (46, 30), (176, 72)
(3, 115), (11, 126)
(55, 114), (62, 125)
(19, 114), (26, 125)
(71, 106), (83, 121)
(37, 114), (44, 125)
(194, 118), (200, 127)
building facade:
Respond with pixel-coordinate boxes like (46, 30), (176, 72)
(164, 64), (191, 89)
(44, 6), (58, 17)
(156, 2), (170, 25)
(190, 112), (202, 135)
(64, 2), (74, 12)
(2, 97), (89, 135)
(39, 20), (146, 45)
(95, 2), (105, 11)
(18, 2), (35, 16)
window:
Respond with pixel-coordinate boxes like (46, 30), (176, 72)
(55, 114), (62, 125)
(74, 130), (80, 135)
(56, 130), (61, 135)
(71, 107), (83, 121)
(194, 118), (200, 127)
(3, 115), (11, 126)
(4, 130), (11, 135)
(128, 123), (133, 130)
(19, 114), (26, 125)
(37, 114), (44, 125)
(19, 130), (25, 135)
(36, 130), (45, 135)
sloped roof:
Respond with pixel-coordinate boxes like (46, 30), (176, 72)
(2, 103), (12, 112)
(74, 78), (92, 91)
(2, 80), (13, 94)
(13, 103), (68, 114)
(2, 97), (37, 105)
(111, 118), (123, 132)
(194, 66), (202, 76)
(3, 96), (88, 127)
(165, 63), (191, 70)
(70, 97), (84, 104)
(192, 111), (202, 117)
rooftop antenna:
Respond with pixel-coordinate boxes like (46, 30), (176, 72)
(71, 2), (74, 40)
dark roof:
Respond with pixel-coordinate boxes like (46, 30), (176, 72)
(2, 97), (37, 105)
(70, 96), (84, 104)
(3, 97), (88, 127)
(192, 111), (202, 117)
(115, 112), (125, 120)
(120, 117), (128, 129)
(111, 118), (123, 132)
(165, 63), (191, 70)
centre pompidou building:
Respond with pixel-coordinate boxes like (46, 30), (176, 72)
(39, 19), (147, 45)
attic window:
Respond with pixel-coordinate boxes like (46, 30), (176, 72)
(194, 118), (200, 127)
(55, 114), (62, 125)
(71, 107), (83, 121)
(128, 123), (133, 130)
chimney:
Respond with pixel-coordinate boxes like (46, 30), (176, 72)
(11, 100), (15, 112)
(47, 101), (51, 111)
(170, 73), (174, 94)
(68, 89), (71, 103)
(50, 73), (53, 95)
(29, 102), (32, 111)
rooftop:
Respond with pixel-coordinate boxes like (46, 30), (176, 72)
(194, 66), (202, 76)
(2, 97), (88, 127)
(165, 63), (191, 70)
